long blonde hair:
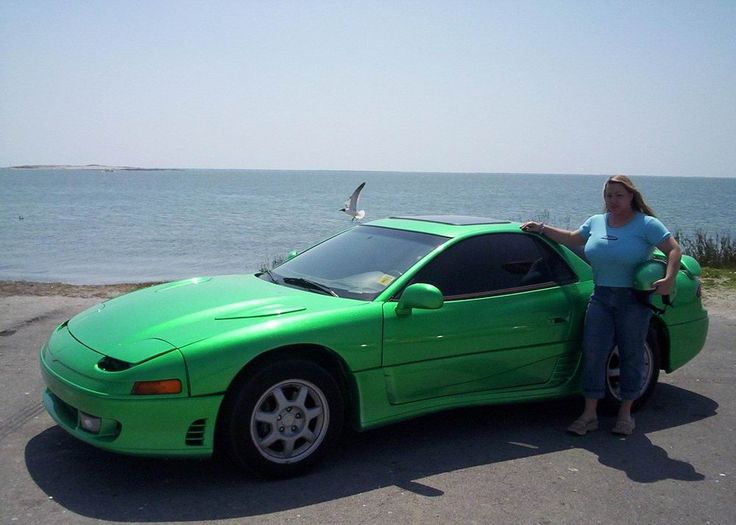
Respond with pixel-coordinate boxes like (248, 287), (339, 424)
(604, 175), (656, 217)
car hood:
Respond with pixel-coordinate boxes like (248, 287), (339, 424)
(67, 275), (355, 363)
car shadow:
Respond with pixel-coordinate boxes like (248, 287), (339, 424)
(25, 383), (716, 522)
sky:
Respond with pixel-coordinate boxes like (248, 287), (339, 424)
(1, 1), (734, 177)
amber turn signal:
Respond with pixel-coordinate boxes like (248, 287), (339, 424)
(132, 379), (182, 395)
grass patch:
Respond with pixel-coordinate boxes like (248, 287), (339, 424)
(700, 267), (736, 290)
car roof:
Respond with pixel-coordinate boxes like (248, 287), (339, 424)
(364, 215), (520, 238)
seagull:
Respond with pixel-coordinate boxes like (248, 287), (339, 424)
(339, 182), (366, 221)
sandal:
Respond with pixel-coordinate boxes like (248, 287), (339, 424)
(612, 417), (636, 435)
(567, 417), (598, 436)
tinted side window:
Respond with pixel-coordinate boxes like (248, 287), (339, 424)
(535, 237), (578, 284)
(408, 233), (576, 299)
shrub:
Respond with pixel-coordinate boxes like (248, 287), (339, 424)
(677, 231), (736, 269)
(258, 254), (286, 273)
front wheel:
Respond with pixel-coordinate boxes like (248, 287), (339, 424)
(220, 359), (344, 478)
(602, 328), (661, 413)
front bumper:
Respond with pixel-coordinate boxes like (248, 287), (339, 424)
(40, 326), (223, 457)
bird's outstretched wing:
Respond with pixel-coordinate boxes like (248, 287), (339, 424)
(344, 182), (365, 212)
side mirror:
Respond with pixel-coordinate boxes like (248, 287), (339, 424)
(285, 250), (299, 262)
(396, 283), (444, 316)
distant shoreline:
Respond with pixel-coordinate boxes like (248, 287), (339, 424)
(4, 166), (734, 178)
(8, 164), (179, 172)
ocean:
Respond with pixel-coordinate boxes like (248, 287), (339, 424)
(1, 168), (735, 284)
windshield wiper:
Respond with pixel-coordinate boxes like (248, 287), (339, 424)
(283, 277), (339, 297)
(258, 269), (279, 283)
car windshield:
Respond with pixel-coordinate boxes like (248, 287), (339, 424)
(264, 225), (447, 300)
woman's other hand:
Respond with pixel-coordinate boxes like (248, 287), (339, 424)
(652, 277), (676, 296)
(521, 221), (543, 233)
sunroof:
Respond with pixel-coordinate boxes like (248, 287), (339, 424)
(390, 215), (511, 226)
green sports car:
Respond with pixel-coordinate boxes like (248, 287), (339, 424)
(40, 215), (708, 477)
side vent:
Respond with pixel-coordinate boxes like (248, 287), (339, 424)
(548, 354), (580, 386)
(185, 419), (207, 446)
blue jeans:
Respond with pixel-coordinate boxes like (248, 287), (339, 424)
(581, 286), (652, 400)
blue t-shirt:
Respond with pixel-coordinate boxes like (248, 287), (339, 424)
(579, 213), (671, 287)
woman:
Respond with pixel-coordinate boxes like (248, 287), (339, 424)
(521, 175), (682, 435)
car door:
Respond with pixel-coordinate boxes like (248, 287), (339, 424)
(381, 233), (584, 405)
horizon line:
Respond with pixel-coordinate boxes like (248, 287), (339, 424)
(3, 164), (734, 179)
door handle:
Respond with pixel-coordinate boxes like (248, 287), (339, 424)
(548, 317), (568, 324)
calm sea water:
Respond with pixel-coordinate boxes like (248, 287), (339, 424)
(1, 168), (735, 284)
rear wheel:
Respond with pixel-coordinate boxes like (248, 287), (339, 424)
(602, 328), (661, 413)
(221, 359), (344, 478)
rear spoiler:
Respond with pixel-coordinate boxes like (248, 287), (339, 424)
(651, 250), (702, 279)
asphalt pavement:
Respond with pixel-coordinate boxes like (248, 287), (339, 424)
(1, 295), (733, 525)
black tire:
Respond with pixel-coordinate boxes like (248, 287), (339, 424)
(220, 359), (344, 478)
(601, 328), (661, 414)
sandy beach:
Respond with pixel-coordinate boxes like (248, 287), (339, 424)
(701, 285), (736, 319)
(0, 280), (162, 299)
